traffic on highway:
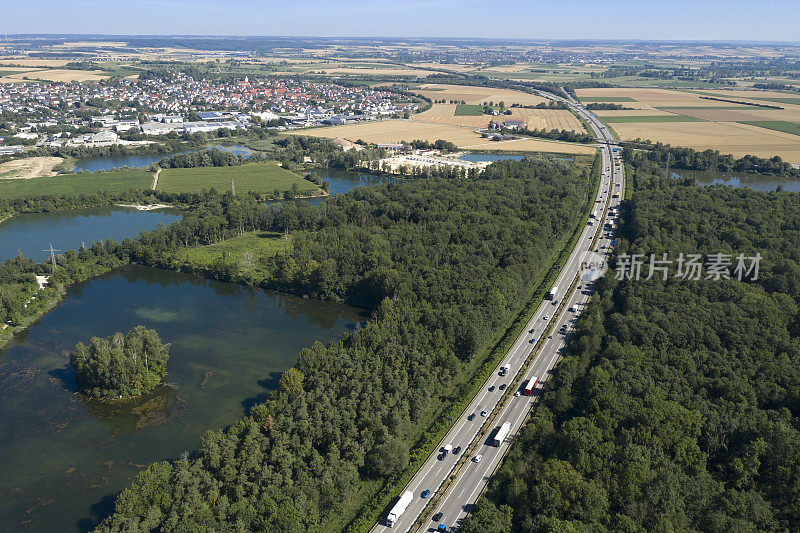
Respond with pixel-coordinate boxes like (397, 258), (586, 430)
(372, 91), (625, 533)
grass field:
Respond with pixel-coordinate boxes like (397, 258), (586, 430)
(176, 231), (289, 278)
(454, 104), (485, 116)
(156, 162), (321, 197)
(749, 97), (800, 105)
(738, 121), (800, 136)
(0, 170), (152, 199)
(601, 115), (705, 123)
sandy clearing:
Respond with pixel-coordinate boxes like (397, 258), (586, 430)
(0, 157), (64, 179)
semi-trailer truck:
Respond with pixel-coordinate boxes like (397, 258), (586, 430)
(386, 490), (414, 527)
(490, 422), (512, 447)
(523, 376), (538, 396)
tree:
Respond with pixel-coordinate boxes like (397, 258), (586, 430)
(279, 367), (304, 396)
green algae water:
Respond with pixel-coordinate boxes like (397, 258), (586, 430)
(0, 266), (360, 531)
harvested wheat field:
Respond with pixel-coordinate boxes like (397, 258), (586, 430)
(288, 120), (596, 155)
(0, 157), (64, 179)
(0, 59), (71, 68)
(413, 103), (585, 132)
(415, 84), (549, 107)
(611, 121), (800, 163)
(1, 69), (108, 82)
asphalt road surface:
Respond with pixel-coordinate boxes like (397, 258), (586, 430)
(372, 92), (624, 533)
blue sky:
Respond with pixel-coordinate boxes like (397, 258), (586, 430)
(6, 0), (800, 41)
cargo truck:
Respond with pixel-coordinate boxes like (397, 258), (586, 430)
(545, 287), (558, 300)
(386, 490), (414, 527)
(523, 376), (538, 396)
(490, 422), (512, 447)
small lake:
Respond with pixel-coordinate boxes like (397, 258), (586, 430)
(73, 145), (252, 172)
(308, 168), (402, 205)
(0, 265), (360, 531)
(671, 169), (800, 192)
(0, 206), (181, 263)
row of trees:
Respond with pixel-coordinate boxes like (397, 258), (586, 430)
(622, 141), (800, 178)
(462, 169), (800, 531)
(93, 156), (596, 531)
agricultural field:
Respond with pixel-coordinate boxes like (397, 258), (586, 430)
(414, 102), (585, 132)
(175, 231), (289, 278)
(290, 119), (597, 156)
(156, 162), (321, 197)
(577, 87), (800, 162)
(0, 69), (109, 82)
(413, 83), (549, 107)
(0, 170), (152, 199)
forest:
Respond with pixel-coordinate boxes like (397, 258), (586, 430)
(461, 173), (800, 531)
(71, 326), (170, 399)
(80, 156), (596, 531)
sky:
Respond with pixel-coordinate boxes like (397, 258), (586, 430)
(5, 0), (800, 42)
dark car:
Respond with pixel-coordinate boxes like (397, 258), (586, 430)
(488, 385), (495, 392)
(433, 512), (443, 522)
(467, 413), (476, 421)
(421, 489), (430, 499)
(499, 384), (507, 390)
(453, 446), (461, 455)
(528, 338), (536, 344)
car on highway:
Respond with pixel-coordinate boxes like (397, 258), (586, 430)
(528, 328), (535, 333)
(467, 413), (476, 421)
(437, 524), (447, 532)
(568, 307), (576, 312)
(421, 489), (430, 499)
(432, 512), (443, 522)
(528, 338), (536, 344)
(472, 454), (483, 463)
(453, 446), (461, 455)
(480, 410), (488, 417)
(543, 315), (549, 320)
(488, 385), (495, 392)
(499, 384), (507, 390)
(514, 391), (521, 397)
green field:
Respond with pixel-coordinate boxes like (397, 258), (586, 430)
(454, 104), (485, 116)
(176, 231), (289, 278)
(578, 96), (637, 102)
(748, 97), (800, 105)
(739, 120), (800, 136)
(601, 115), (705, 123)
(0, 170), (152, 199)
(156, 162), (321, 197)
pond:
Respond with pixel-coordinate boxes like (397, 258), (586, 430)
(307, 168), (403, 205)
(0, 206), (182, 263)
(0, 265), (360, 531)
(72, 145), (252, 172)
(671, 169), (800, 192)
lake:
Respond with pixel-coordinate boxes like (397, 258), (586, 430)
(308, 168), (402, 205)
(73, 145), (252, 172)
(0, 206), (182, 263)
(671, 169), (800, 192)
(0, 265), (360, 531)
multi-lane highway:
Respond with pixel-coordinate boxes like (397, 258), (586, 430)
(372, 92), (624, 533)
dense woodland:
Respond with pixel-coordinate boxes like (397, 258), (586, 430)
(84, 156), (595, 531)
(71, 326), (170, 399)
(462, 174), (800, 531)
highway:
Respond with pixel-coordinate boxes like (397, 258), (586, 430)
(371, 92), (624, 533)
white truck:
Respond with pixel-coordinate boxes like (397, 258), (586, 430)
(386, 490), (414, 527)
(490, 422), (512, 447)
(546, 286), (558, 300)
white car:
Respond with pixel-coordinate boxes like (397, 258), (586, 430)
(514, 391), (521, 397)
(472, 454), (483, 463)
(543, 315), (550, 320)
